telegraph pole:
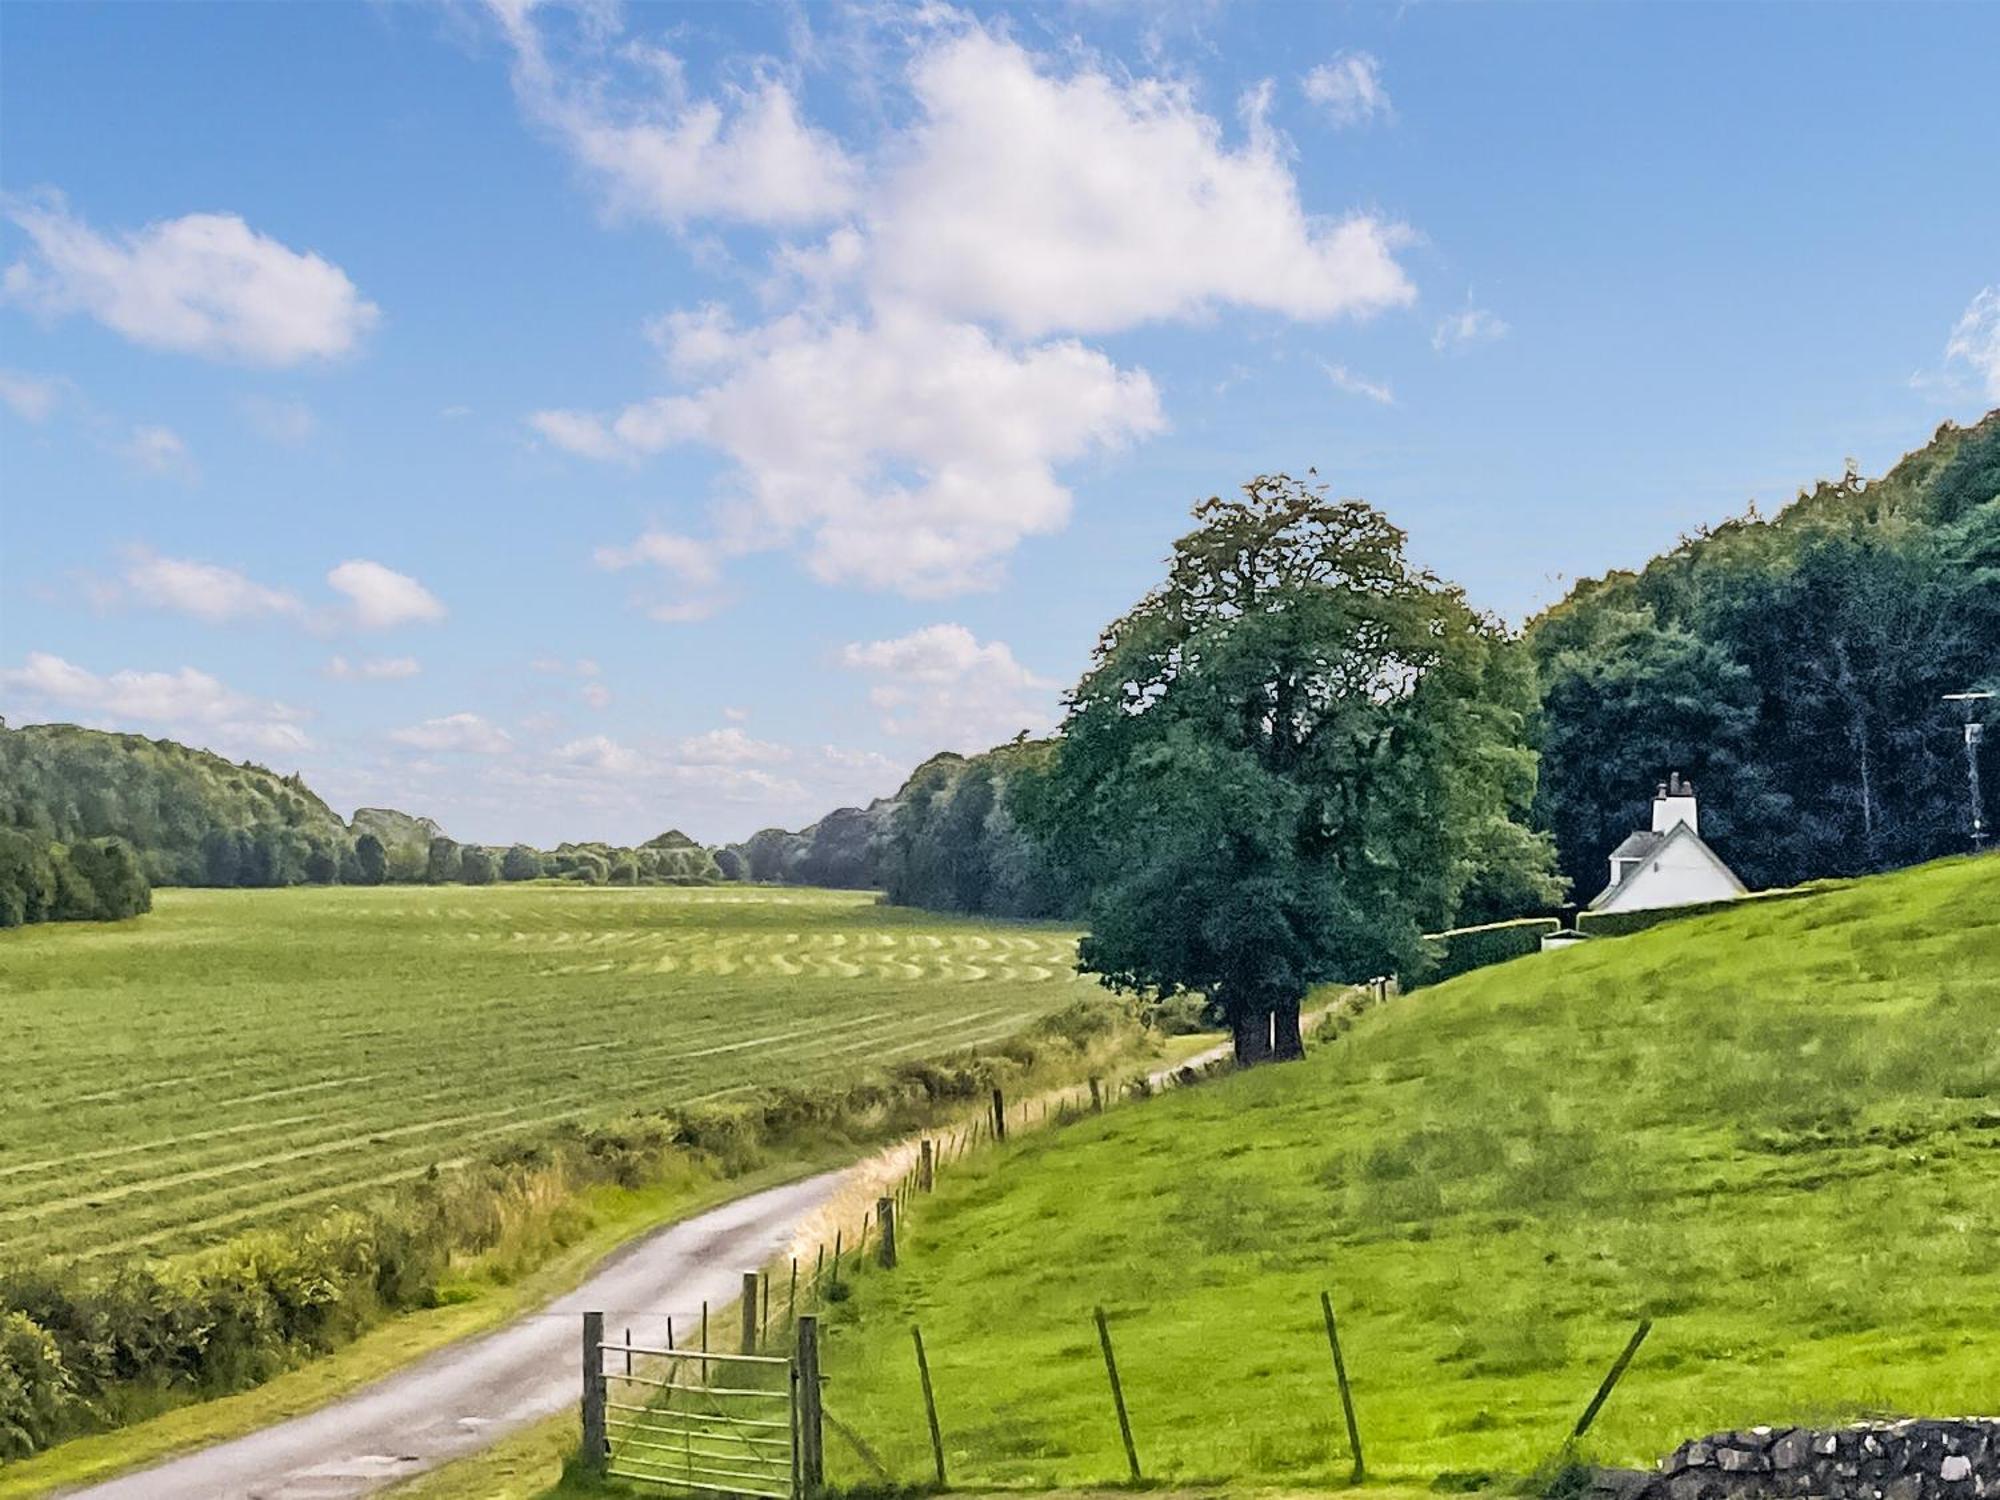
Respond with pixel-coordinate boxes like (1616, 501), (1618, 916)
(1943, 692), (1992, 853)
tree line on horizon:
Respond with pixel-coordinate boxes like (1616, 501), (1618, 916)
(0, 725), (724, 926)
(2, 412), (1993, 962)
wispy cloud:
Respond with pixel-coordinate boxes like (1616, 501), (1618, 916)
(1433, 306), (1510, 353)
(1321, 361), (1396, 406)
(1302, 51), (1392, 128)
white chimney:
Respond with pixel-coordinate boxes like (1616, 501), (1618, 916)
(1652, 771), (1699, 835)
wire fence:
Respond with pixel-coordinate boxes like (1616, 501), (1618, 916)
(578, 982), (1407, 1497)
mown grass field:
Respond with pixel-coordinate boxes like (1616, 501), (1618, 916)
(0, 884), (1088, 1265)
(807, 856), (2000, 1491)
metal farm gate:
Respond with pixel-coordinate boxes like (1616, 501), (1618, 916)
(580, 1311), (824, 1499)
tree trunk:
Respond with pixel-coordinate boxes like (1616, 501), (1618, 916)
(1230, 1004), (1274, 1067)
(1270, 994), (1305, 1061)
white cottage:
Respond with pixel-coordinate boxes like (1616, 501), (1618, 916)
(1587, 772), (1746, 914)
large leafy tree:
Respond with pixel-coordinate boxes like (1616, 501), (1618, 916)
(1026, 476), (1558, 1066)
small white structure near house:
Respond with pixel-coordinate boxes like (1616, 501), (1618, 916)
(1588, 772), (1747, 914)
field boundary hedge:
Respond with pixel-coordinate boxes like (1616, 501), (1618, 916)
(1401, 916), (1561, 989)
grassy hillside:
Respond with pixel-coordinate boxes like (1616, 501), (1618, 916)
(0, 884), (1090, 1263)
(809, 856), (2000, 1490)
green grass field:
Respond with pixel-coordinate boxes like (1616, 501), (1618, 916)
(0, 883), (1088, 1265)
(807, 856), (2000, 1491)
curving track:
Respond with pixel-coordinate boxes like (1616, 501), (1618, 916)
(62, 1169), (848, 1500)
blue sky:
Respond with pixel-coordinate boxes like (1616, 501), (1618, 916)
(3, 0), (1996, 847)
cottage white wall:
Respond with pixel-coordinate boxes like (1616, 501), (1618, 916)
(1598, 838), (1742, 913)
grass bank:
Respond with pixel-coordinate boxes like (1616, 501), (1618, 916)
(790, 856), (1999, 1491)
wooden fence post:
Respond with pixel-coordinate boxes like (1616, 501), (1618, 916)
(912, 1325), (946, 1488)
(991, 1087), (1007, 1143)
(580, 1310), (607, 1477)
(789, 1256), (799, 1327)
(831, 1230), (843, 1288)
(623, 1325), (632, 1378)
(742, 1272), (761, 1354)
(1572, 1319), (1653, 1441)
(796, 1314), (824, 1491)
(1093, 1306), (1141, 1482)
(1320, 1290), (1365, 1483)
(877, 1196), (898, 1269)
(920, 1139), (934, 1190)
(1089, 1076), (1103, 1113)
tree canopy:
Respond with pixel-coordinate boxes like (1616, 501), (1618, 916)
(1024, 476), (1559, 1064)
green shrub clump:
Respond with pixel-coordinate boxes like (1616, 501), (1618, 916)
(0, 829), (151, 928)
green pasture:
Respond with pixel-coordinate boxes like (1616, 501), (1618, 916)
(0, 883), (1087, 1264)
(808, 856), (2000, 1490)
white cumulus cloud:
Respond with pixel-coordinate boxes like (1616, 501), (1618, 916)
(489, 1), (857, 229)
(573, 309), (1163, 596)
(122, 550), (305, 623)
(841, 623), (1054, 750)
(1302, 51), (1392, 128)
(390, 712), (512, 754)
(867, 30), (1415, 337)
(3, 194), (378, 365)
(326, 560), (447, 630)
(514, 16), (1420, 601)
(0, 651), (310, 756)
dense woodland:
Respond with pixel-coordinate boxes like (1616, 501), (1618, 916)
(3, 413), (1993, 936)
(1527, 411), (1999, 896)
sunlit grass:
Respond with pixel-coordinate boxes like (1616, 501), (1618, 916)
(0, 883), (1087, 1262)
(807, 855), (2000, 1490)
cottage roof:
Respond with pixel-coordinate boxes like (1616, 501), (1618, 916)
(1588, 821), (1747, 911)
(1609, 830), (1664, 860)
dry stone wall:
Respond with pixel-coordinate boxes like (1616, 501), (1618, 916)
(1621, 1420), (2000, 1500)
